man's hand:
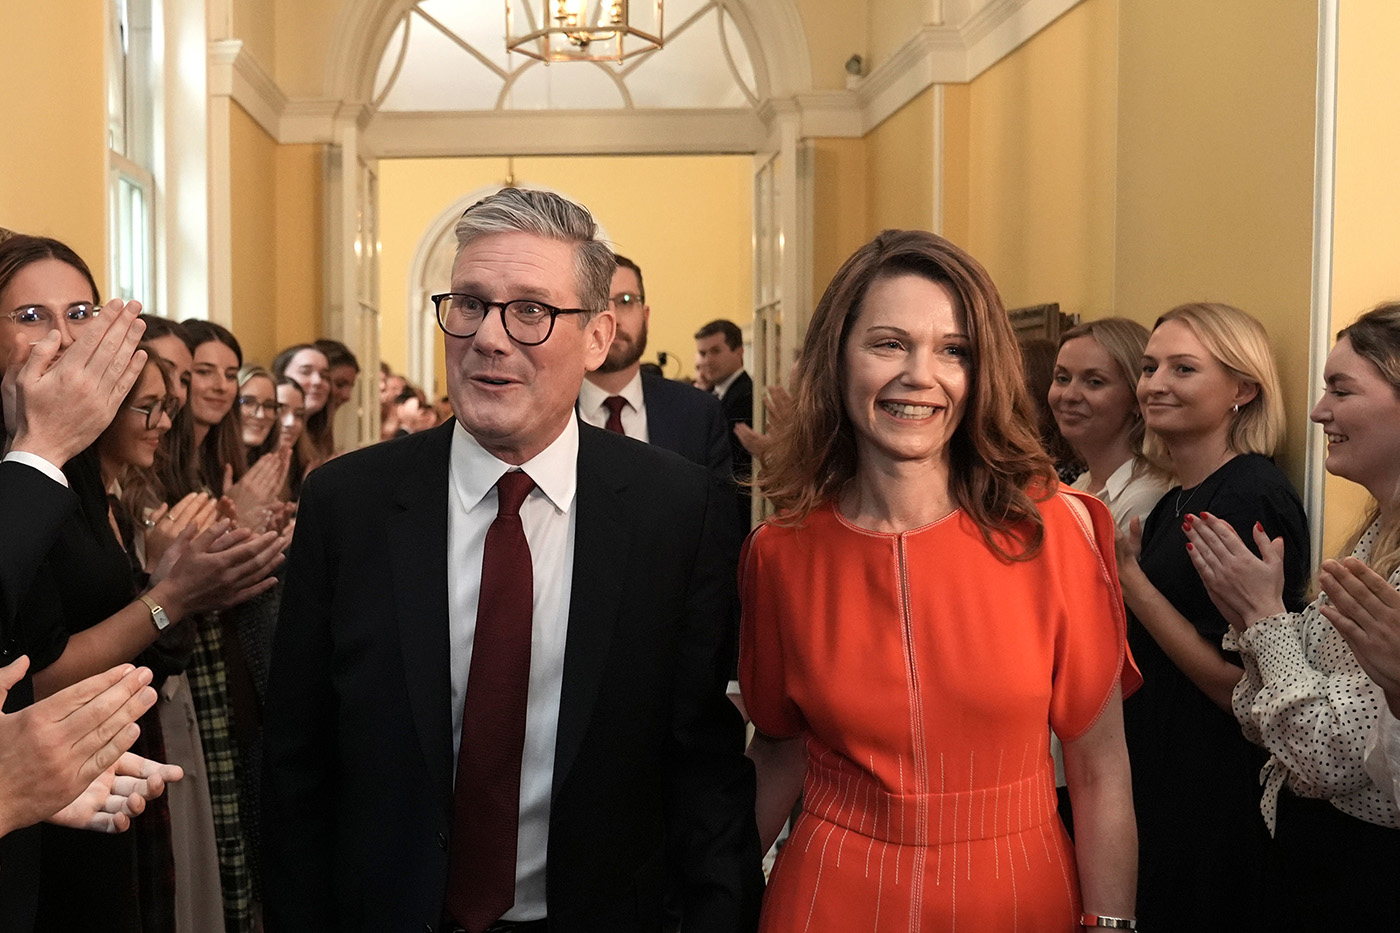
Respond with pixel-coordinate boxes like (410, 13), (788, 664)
(0, 657), (157, 837)
(3, 299), (146, 464)
(48, 751), (184, 833)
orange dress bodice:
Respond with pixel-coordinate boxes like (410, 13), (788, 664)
(740, 490), (1139, 933)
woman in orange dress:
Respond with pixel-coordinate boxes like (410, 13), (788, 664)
(741, 230), (1141, 932)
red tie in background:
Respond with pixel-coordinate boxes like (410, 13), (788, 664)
(446, 470), (536, 933)
(603, 396), (627, 435)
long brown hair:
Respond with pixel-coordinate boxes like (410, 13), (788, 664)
(758, 229), (1056, 561)
(181, 319), (247, 494)
(1334, 302), (1400, 580)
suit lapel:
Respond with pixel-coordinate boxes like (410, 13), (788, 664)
(388, 423), (456, 804)
(553, 426), (630, 795)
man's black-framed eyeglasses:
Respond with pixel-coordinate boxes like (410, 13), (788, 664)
(431, 293), (592, 346)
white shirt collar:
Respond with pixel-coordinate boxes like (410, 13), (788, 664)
(1100, 457), (1138, 502)
(713, 368), (744, 399)
(578, 369), (644, 417)
(449, 415), (578, 516)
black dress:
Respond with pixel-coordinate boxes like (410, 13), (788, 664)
(1123, 453), (1310, 932)
(25, 449), (149, 931)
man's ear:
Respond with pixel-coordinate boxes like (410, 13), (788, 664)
(582, 310), (616, 372)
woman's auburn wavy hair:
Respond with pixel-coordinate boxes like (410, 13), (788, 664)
(757, 229), (1057, 561)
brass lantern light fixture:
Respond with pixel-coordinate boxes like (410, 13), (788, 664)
(505, 0), (664, 63)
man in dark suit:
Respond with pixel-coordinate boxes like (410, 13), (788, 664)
(694, 319), (754, 527)
(577, 254), (731, 488)
(262, 189), (762, 933)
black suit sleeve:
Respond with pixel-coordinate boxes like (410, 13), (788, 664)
(701, 397), (735, 492)
(0, 459), (77, 650)
(666, 475), (764, 932)
(262, 471), (339, 931)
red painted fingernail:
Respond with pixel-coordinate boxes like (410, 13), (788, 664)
(1255, 521), (1263, 532)
(1182, 521), (1191, 532)
(1186, 542), (1194, 551)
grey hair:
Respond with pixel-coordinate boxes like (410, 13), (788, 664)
(453, 187), (613, 315)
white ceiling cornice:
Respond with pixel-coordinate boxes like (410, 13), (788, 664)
(226, 0), (1082, 150)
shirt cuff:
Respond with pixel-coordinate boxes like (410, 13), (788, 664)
(3, 450), (69, 488)
(1234, 612), (1298, 683)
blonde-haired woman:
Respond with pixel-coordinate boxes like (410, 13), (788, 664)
(1117, 302), (1310, 931)
(1185, 302), (1400, 929)
(743, 230), (1140, 931)
(1050, 318), (1171, 533)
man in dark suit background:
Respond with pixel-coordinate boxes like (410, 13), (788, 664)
(694, 319), (754, 528)
(262, 189), (762, 933)
(577, 254), (732, 489)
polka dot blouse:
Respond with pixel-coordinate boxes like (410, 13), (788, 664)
(1221, 519), (1400, 833)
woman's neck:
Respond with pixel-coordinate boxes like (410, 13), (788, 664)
(1076, 435), (1136, 495)
(1166, 431), (1235, 489)
(193, 421), (210, 448)
(839, 457), (956, 533)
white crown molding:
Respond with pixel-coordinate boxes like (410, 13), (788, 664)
(221, 0), (1080, 150)
(363, 108), (769, 158)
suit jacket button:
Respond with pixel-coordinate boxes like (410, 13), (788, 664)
(437, 831), (447, 850)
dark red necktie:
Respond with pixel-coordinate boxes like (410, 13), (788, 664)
(602, 396), (627, 435)
(446, 470), (536, 933)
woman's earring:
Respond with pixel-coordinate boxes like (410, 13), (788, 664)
(1231, 403), (1240, 414)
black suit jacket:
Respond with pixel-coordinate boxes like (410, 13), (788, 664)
(716, 371), (753, 526)
(0, 458), (79, 933)
(261, 421), (762, 932)
(639, 374), (732, 489)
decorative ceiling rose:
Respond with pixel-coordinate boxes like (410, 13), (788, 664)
(505, 0), (663, 63)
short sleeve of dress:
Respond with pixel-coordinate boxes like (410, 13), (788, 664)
(737, 524), (804, 739)
(1048, 490), (1142, 742)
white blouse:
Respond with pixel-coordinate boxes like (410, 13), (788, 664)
(1367, 706), (1400, 808)
(1222, 520), (1400, 832)
(1070, 457), (1170, 536)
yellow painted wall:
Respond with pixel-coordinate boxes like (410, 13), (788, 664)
(867, 0), (928, 74)
(275, 0), (345, 98)
(866, 88), (935, 235)
(228, 103), (323, 368)
(962, 0), (1117, 320)
(1321, 0), (1400, 557)
(231, 0), (276, 72)
(377, 155), (753, 391)
(810, 138), (868, 300)
(1114, 0), (1318, 488)
(792, 0), (869, 90)
(939, 83), (972, 249)
(229, 103), (279, 366)
(0, 0), (109, 285)
(274, 144), (324, 352)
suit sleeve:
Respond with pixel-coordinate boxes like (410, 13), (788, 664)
(0, 459), (77, 649)
(262, 471), (339, 931)
(702, 396), (735, 490)
(667, 476), (764, 933)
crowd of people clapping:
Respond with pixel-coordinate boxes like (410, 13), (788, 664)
(5, 189), (1400, 933)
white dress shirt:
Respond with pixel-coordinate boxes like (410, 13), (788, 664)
(3, 450), (69, 487)
(711, 368), (744, 401)
(447, 418), (578, 921)
(578, 370), (649, 441)
(1222, 519), (1400, 832)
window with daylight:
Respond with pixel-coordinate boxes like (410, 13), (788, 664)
(107, 0), (157, 310)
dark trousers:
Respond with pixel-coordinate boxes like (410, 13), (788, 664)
(1266, 789), (1400, 930)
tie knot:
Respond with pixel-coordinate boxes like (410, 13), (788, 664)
(603, 396), (627, 417)
(495, 470), (535, 517)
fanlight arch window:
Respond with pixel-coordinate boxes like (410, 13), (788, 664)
(371, 0), (759, 112)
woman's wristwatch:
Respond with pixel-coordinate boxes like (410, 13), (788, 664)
(1081, 915), (1137, 930)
